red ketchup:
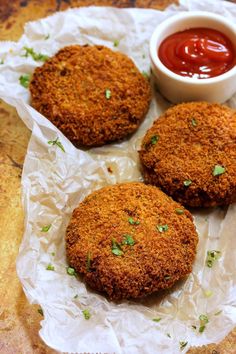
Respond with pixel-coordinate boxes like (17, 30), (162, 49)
(158, 28), (236, 79)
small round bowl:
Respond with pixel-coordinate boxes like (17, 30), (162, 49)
(149, 11), (236, 103)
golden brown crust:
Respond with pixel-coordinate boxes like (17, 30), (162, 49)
(139, 102), (236, 208)
(30, 45), (151, 147)
(66, 182), (198, 300)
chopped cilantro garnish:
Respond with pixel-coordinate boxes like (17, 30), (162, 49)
(113, 39), (119, 47)
(46, 264), (55, 271)
(157, 224), (168, 233)
(151, 135), (159, 145)
(51, 252), (55, 256)
(128, 217), (140, 225)
(0, 59), (4, 64)
(206, 250), (221, 268)
(82, 309), (91, 320)
(191, 118), (197, 127)
(22, 46), (49, 62)
(48, 137), (65, 152)
(204, 290), (213, 298)
(41, 224), (51, 232)
(123, 234), (135, 246)
(19, 74), (30, 88)
(67, 266), (76, 276)
(213, 165), (226, 177)
(142, 71), (149, 79)
(105, 89), (111, 99)
(153, 317), (161, 322)
(167, 333), (171, 338)
(199, 314), (209, 333)
(175, 208), (184, 215)
(38, 308), (44, 316)
(179, 341), (188, 350)
(74, 294), (78, 299)
(142, 54), (146, 59)
(86, 252), (91, 271)
(184, 179), (192, 187)
(45, 34), (50, 40)
(112, 239), (123, 256)
(214, 310), (222, 316)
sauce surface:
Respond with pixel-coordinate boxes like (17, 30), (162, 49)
(158, 28), (236, 79)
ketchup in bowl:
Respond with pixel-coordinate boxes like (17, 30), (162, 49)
(158, 28), (236, 79)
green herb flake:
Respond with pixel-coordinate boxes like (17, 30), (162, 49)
(214, 310), (222, 316)
(183, 179), (192, 187)
(206, 250), (221, 268)
(199, 314), (209, 333)
(67, 266), (76, 276)
(167, 333), (171, 338)
(41, 224), (51, 232)
(204, 290), (213, 298)
(105, 89), (111, 99)
(123, 234), (135, 246)
(45, 34), (50, 40)
(74, 294), (78, 299)
(0, 59), (4, 64)
(86, 252), (91, 271)
(153, 317), (161, 322)
(22, 46), (49, 62)
(82, 309), (91, 320)
(19, 74), (30, 88)
(151, 135), (159, 145)
(48, 137), (65, 152)
(113, 39), (119, 47)
(142, 71), (149, 79)
(46, 263), (55, 271)
(157, 224), (168, 233)
(191, 118), (197, 127)
(51, 252), (55, 256)
(142, 54), (146, 59)
(175, 208), (184, 215)
(38, 308), (44, 316)
(128, 217), (140, 225)
(213, 165), (226, 177)
(179, 341), (188, 350)
(111, 239), (123, 256)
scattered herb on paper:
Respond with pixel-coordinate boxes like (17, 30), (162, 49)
(74, 294), (78, 299)
(157, 224), (168, 233)
(45, 34), (50, 40)
(105, 89), (111, 99)
(48, 137), (65, 152)
(51, 252), (55, 256)
(111, 239), (123, 256)
(214, 310), (222, 316)
(82, 309), (91, 320)
(199, 314), (209, 333)
(153, 317), (161, 322)
(41, 224), (51, 232)
(113, 39), (119, 47)
(183, 179), (192, 187)
(179, 341), (188, 350)
(67, 266), (76, 276)
(213, 165), (226, 177)
(22, 46), (49, 62)
(0, 59), (4, 64)
(204, 290), (213, 298)
(167, 333), (171, 338)
(142, 54), (146, 59)
(206, 250), (221, 268)
(19, 74), (30, 88)
(46, 264), (55, 271)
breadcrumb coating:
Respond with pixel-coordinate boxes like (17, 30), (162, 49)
(139, 102), (236, 207)
(66, 182), (198, 300)
(30, 45), (151, 147)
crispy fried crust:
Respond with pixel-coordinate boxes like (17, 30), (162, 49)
(30, 45), (151, 147)
(66, 182), (198, 300)
(139, 102), (236, 208)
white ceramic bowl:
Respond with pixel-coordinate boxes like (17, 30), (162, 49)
(150, 11), (236, 103)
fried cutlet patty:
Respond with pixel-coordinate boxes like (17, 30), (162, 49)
(139, 102), (236, 208)
(30, 45), (151, 147)
(66, 182), (198, 300)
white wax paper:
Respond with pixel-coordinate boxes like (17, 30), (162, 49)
(0, 0), (236, 353)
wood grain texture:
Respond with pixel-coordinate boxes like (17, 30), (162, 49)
(0, 1), (235, 353)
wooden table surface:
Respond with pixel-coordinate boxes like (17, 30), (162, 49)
(0, 1), (236, 353)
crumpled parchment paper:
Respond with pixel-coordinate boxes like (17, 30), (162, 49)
(0, 0), (236, 353)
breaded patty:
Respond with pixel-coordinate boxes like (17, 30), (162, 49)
(30, 45), (151, 147)
(66, 182), (198, 300)
(139, 102), (236, 208)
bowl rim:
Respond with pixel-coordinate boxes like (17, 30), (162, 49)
(149, 11), (236, 85)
